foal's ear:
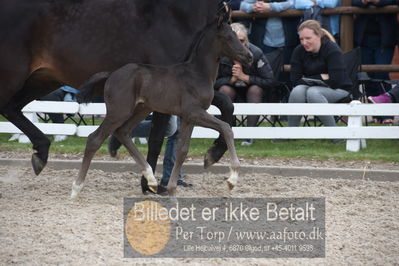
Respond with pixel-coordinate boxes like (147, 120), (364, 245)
(217, 2), (232, 27)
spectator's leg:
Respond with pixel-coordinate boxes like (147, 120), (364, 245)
(164, 115), (178, 137)
(306, 86), (349, 127)
(287, 85), (308, 127)
(131, 120), (152, 138)
(361, 45), (383, 123)
(373, 47), (394, 81)
(212, 91), (234, 127)
(246, 85), (263, 127)
(281, 45), (296, 85)
(218, 85), (237, 101)
(373, 47), (395, 122)
(161, 131), (179, 186)
(161, 117), (188, 187)
(204, 91), (234, 168)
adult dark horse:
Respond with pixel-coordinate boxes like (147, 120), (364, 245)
(75, 9), (252, 197)
(0, 0), (232, 186)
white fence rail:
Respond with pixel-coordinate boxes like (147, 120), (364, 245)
(1, 100), (398, 152)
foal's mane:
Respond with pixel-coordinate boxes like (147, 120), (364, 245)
(182, 1), (231, 63)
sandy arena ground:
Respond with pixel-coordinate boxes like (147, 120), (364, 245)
(1, 154), (398, 265)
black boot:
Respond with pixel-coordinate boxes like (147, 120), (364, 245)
(108, 135), (122, 157)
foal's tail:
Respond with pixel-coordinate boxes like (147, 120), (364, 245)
(77, 71), (111, 103)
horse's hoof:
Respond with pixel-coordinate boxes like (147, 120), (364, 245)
(71, 181), (84, 199)
(204, 144), (226, 169)
(226, 170), (238, 191)
(140, 177), (162, 195)
(226, 180), (235, 190)
(204, 152), (215, 169)
(31, 153), (46, 176)
(148, 185), (158, 194)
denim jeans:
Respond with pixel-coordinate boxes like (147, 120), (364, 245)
(131, 115), (177, 138)
(108, 115), (177, 151)
(161, 117), (182, 184)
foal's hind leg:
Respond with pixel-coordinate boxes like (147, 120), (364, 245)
(112, 107), (158, 193)
(71, 118), (126, 198)
(166, 119), (194, 197)
(186, 109), (240, 190)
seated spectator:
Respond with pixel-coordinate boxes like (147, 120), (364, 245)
(287, 20), (352, 143)
(215, 23), (274, 146)
(368, 82), (399, 103)
(295, 0), (340, 42)
(352, 0), (398, 124)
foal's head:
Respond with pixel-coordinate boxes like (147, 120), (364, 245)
(214, 6), (253, 67)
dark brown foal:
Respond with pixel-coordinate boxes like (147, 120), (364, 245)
(72, 12), (252, 198)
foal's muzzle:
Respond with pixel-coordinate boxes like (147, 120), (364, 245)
(243, 51), (253, 68)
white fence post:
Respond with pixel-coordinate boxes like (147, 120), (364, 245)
(346, 100), (366, 152)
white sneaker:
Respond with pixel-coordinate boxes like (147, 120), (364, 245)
(241, 139), (254, 146)
(8, 133), (20, 141)
(132, 137), (148, 145)
(18, 135), (31, 144)
(54, 135), (67, 142)
(138, 137), (147, 145)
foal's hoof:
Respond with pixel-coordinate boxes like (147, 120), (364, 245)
(140, 177), (161, 195)
(226, 171), (238, 191)
(204, 144), (227, 169)
(226, 180), (235, 190)
(71, 181), (84, 199)
(31, 153), (46, 176)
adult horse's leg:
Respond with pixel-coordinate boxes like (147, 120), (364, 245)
(166, 118), (194, 197)
(204, 91), (234, 168)
(189, 109), (240, 190)
(141, 112), (170, 193)
(1, 69), (62, 175)
(2, 106), (50, 175)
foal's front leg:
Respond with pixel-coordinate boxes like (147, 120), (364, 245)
(191, 110), (240, 190)
(166, 118), (194, 197)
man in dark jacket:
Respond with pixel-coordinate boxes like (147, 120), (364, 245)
(215, 23), (274, 146)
